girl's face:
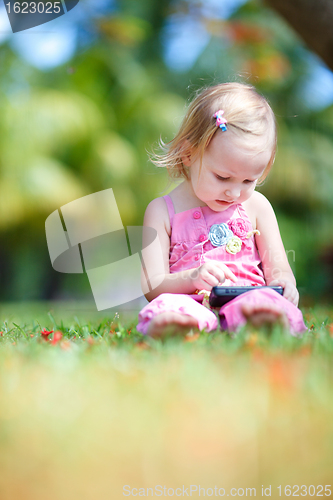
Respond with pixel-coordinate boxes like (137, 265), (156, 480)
(184, 131), (273, 211)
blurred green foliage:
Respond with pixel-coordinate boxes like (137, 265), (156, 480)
(0, 0), (332, 304)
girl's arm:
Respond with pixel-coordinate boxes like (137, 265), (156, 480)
(141, 198), (236, 302)
(253, 192), (299, 305)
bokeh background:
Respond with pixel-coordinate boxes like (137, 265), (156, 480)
(0, 0), (332, 306)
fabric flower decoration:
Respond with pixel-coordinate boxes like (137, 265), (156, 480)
(197, 290), (211, 308)
(208, 223), (233, 247)
(226, 235), (242, 254)
(228, 218), (252, 239)
(246, 229), (260, 238)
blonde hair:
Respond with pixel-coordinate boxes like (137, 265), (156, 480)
(151, 82), (277, 183)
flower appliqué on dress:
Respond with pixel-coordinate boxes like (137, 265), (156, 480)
(209, 223), (233, 247)
(228, 218), (251, 239)
(208, 218), (260, 255)
(226, 236), (242, 254)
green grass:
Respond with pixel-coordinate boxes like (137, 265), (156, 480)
(0, 302), (332, 500)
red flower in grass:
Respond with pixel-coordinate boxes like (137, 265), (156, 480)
(51, 331), (63, 345)
(41, 329), (53, 339)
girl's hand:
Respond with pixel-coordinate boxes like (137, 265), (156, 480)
(190, 262), (237, 291)
(268, 279), (299, 306)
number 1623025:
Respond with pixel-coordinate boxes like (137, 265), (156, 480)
(277, 485), (331, 497)
(5, 2), (62, 14)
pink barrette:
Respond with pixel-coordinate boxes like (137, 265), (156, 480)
(213, 109), (227, 131)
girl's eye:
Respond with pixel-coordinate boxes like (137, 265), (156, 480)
(215, 175), (255, 183)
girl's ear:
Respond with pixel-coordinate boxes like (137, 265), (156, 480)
(181, 140), (192, 167)
(181, 152), (191, 167)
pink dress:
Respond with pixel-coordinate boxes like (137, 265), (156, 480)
(137, 195), (307, 335)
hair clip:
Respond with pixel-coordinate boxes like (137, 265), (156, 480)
(213, 110), (227, 131)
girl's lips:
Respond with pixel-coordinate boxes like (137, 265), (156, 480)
(215, 199), (234, 205)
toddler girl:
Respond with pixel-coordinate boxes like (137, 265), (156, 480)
(137, 82), (307, 338)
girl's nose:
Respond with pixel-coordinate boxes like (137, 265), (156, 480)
(225, 185), (241, 199)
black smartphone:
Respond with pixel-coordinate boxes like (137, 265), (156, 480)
(209, 285), (284, 307)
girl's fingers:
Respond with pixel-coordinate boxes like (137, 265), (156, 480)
(218, 264), (238, 283)
(196, 262), (237, 290)
(205, 263), (237, 284)
(210, 269), (227, 285)
(196, 268), (220, 289)
(206, 270), (237, 288)
(290, 290), (299, 306)
(204, 273), (220, 288)
(203, 269), (227, 289)
(279, 281), (299, 306)
(269, 279), (286, 288)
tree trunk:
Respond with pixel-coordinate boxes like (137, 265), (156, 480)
(265, 0), (333, 70)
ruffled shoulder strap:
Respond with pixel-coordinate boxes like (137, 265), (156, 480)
(163, 195), (175, 229)
(236, 203), (252, 226)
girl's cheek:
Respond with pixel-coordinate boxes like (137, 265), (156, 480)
(242, 186), (255, 200)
